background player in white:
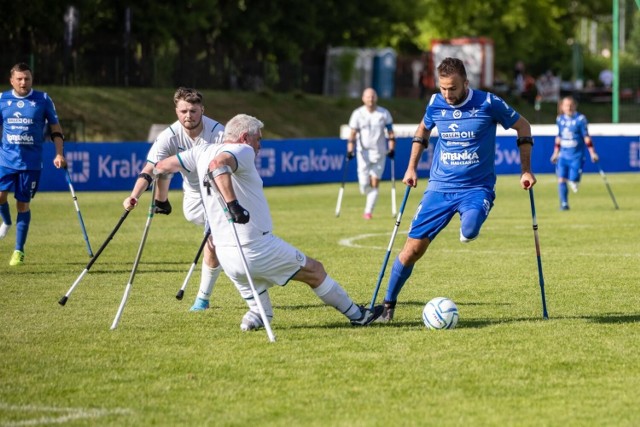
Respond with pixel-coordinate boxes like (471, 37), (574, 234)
(0, 63), (66, 266)
(378, 57), (536, 321)
(550, 96), (599, 210)
(347, 87), (396, 220)
(154, 114), (383, 331)
(123, 87), (224, 311)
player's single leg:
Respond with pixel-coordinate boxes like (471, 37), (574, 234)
(458, 190), (494, 243)
(10, 204), (30, 266)
(294, 256), (381, 325)
(190, 239), (222, 311)
(183, 200), (223, 311)
(357, 155), (375, 220)
(379, 191), (454, 321)
(556, 160), (570, 210)
(363, 160), (384, 219)
(9, 171), (38, 266)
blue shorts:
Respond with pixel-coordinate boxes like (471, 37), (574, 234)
(408, 189), (495, 242)
(556, 157), (584, 182)
(0, 167), (41, 202)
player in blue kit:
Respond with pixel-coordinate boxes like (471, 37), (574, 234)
(377, 57), (537, 322)
(0, 63), (66, 266)
(550, 96), (599, 210)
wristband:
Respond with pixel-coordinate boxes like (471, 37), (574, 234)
(50, 132), (64, 142)
(138, 172), (153, 186)
(412, 136), (428, 148)
(517, 136), (534, 147)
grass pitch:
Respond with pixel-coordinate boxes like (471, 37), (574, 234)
(1, 173), (639, 426)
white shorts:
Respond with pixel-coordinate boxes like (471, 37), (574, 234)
(357, 153), (385, 193)
(216, 233), (307, 297)
(183, 192), (206, 226)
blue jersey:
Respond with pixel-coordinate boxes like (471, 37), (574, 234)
(556, 112), (589, 162)
(0, 89), (60, 170)
(423, 89), (520, 192)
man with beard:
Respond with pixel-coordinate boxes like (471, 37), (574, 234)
(123, 87), (224, 312)
(377, 57), (537, 322)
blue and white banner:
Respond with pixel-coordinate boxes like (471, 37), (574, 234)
(39, 130), (639, 191)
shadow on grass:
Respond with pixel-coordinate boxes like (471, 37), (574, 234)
(585, 314), (640, 324)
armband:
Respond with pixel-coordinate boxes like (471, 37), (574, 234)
(517, 136), (534, 147)
(206, 165), (232, 181)
(138, 172), (153, 187)
(50, 132), (64, 142)
(585, 140), (593, 148)
(347, 139), (356, 144)
(412, 136), (428, 149)
(554, 141), (561, 149)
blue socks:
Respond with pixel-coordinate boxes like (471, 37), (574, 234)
(16, 211), (31, 251)
(384, 257), (414, 303)
(559, 182), (568, 206)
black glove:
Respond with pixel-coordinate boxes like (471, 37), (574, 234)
(154, 199), (172, 215)
(386, 149), (395, 159)
(346, 151), (355, 160)
(227, 200), (250, 224)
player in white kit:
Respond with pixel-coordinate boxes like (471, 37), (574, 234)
(153, 114), (383, 331)
(123, 88), (224, 311)
(346, 87), (396, 219)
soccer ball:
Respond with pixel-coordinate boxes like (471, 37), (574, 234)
(422, 297), (459, 330)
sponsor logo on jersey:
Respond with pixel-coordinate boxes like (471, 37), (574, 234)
(440, 125), (477, 140)
(440, 110), (447, 117)
(440, 150), (480, 166)
(6, 134), (35, 144)
(7, 111), (33, 125)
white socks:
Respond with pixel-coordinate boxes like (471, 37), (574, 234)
(196, 264), (221, 301)
(313, 276), (361, 319)
(364, 188), (378, 214)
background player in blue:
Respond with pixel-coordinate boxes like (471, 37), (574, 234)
(550, 96), (599, 210)
(0, 63), (66, 266)
(377, 57), (537, 322)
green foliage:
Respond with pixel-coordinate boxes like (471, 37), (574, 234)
(1, 174), (639, 425)
(40, 86), (638, 142)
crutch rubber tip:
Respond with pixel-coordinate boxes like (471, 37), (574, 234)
(175, 290), (184, 300)
(58, 296), (68, 306)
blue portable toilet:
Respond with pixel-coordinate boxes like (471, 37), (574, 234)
(372, 48), (397, 98)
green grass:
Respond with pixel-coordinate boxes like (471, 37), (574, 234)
(1, 173), (639, 426)
(41, 86), (639, 142)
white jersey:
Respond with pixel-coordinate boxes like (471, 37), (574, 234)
(348, 105), (393, 158)
(177, 143), (273, 247)
(146, 116), (224, 197)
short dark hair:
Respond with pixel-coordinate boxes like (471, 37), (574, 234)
(173, 87), (203, 106)
(437, 57), (467, 80)
(10, 62), (32, 76)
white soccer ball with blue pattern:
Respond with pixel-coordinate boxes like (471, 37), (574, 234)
(422, 297), (459, 330)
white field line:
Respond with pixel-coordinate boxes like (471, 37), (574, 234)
(338, 231), (638, 257)
(0, 403), (132, 427)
